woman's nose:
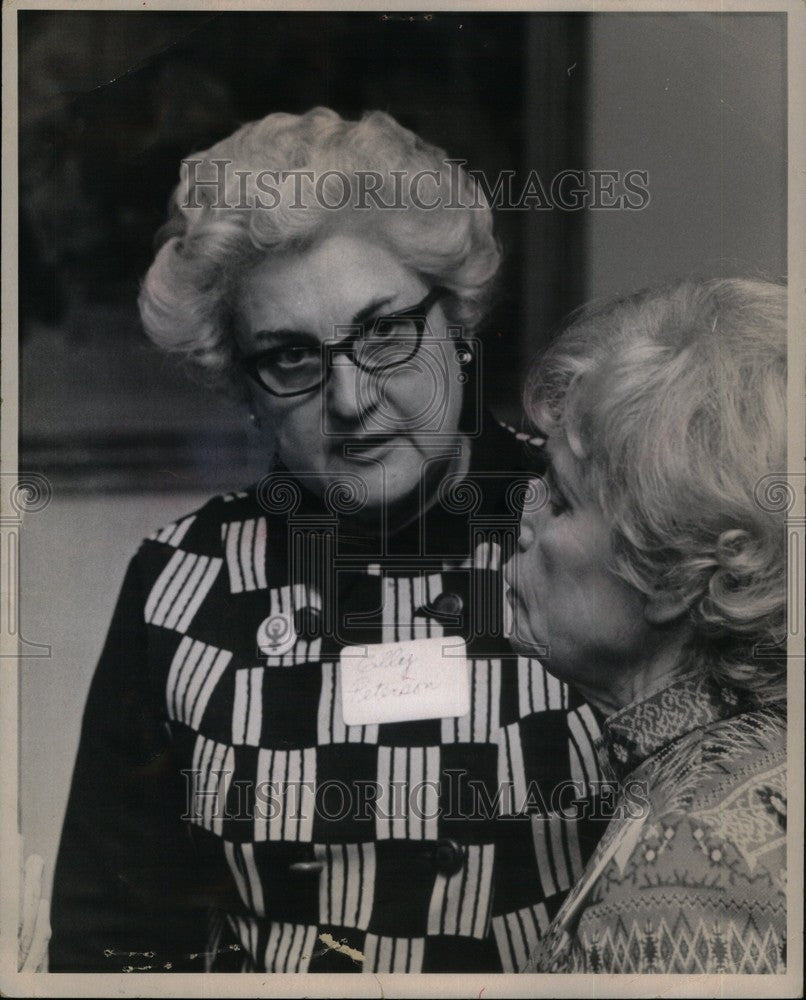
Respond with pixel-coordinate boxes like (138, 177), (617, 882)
(325, 356), (369, 425)
(516, 515), (536, 553)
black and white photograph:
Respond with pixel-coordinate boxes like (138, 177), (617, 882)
(2, 2), (803, 995)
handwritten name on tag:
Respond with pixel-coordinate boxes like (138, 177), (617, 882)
(340, 637), (470, 726)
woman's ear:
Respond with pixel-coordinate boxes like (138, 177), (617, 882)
(643, 589), (689, 626)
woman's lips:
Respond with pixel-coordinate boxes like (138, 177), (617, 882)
(335, 434), (398, 458)
(501, 567), (519, 607)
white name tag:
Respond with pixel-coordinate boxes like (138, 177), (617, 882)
(340, 636), (470, 726)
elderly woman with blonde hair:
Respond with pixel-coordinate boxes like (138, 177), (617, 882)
(505, 278), (788, 974)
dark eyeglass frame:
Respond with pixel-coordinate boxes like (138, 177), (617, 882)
(238, 285), (449, 398)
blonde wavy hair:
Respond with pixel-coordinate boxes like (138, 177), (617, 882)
(138, 106), (501, 392)
(526, 278), (788, 704)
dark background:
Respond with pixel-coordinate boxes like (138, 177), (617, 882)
(19, 12), (786, 493)
(19, 11), (587, 492)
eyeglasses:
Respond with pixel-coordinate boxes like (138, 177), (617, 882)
(238, 286), (448, 398)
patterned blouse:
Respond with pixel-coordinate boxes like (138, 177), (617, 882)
(533, 673), (787, 974)
(50, 419), (607, 973)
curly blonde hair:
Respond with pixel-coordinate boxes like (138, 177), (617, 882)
(138, 107), (501, 393)
(526, 278), (788, 704)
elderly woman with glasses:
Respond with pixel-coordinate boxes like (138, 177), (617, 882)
(50, 107), (606, 974)
(504, 278), (788, 974)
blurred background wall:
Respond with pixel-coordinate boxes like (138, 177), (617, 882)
(585, 13), (786, 297)
(18, 10), (786, 902)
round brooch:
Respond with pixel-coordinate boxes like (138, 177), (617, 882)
(257, 612), (297, 656)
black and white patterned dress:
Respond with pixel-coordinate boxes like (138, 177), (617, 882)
(50, 419), (605, 973)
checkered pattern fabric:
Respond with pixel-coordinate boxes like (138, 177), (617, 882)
(51, 422), (605, 973)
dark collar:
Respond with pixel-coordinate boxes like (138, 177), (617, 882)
(597, 672), (751, 781)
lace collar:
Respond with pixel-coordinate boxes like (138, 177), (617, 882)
(597, 672), (750, 781)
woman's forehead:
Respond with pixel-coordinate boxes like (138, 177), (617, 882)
(234, 232), (424, 340)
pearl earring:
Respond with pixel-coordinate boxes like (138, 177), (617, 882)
(249, 411), (262, 430)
